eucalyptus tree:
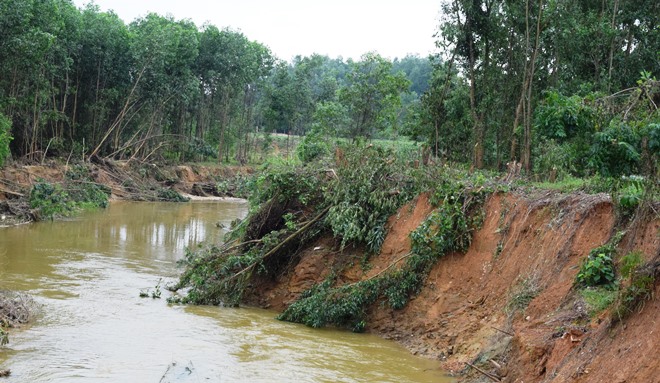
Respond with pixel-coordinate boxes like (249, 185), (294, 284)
(73, 4), (131, 155)
(338, 52), (410, 140)
(196, 25), (273, 162)
(93, 13), (202, 160)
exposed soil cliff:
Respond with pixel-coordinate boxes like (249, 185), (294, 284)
(246, 191), (659, 383)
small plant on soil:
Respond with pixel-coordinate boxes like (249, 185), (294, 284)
(576, 234), (622, 288)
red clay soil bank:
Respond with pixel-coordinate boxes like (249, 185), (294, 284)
(248, 192), (660, 383)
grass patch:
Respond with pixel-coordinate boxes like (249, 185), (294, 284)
(581, 287), (617, 317)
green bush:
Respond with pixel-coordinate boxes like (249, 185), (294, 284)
(534, 91), (597, 176)
(576, 240), (619, 288)
(577, 252), (616, 287)
(29, 182), (76, 219)
(613, 251), (655, 322)
(248, 163), (323, 207)
(615, 176), (645, 215)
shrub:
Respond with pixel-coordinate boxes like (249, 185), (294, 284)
(296, 133), (330, 163)
(589, 122), (641, 177)
(615, 176), (645, 216)
(29, 182), (75, 219)
(581, 287), (617, 317)
(29, 170), (111, 220)
(576, 251), (616, 287)
(576, 236), (621, 288)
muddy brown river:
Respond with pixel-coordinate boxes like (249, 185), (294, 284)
(0, 200), (452, 382)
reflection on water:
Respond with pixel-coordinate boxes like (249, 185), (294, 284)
(0, 200), (452, 382)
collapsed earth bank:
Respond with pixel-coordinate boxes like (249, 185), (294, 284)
(245, 192), (659, 383)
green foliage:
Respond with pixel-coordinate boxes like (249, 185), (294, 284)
(215, 174), (252, 199)
(619, 251), (643, 280)
(576, 238), (620, 288)
(173, 161), (329, 306)
(648, 123), (660, 156)
(296, 132), (330, 163)
(278, 163), (493, 331)
(156, 188), (189, 202)
(248, 163), (323, 207)
(29, 167), (111, 220)
(589, 122), (641, 177)
(324, 145), (417, 252)
(140, 279), (163, 299)
(532, 138), (577, 180)
(277, 276), (380, 332)
(535, 91), (597, 142)
(338, 52), (411, 139)
(0, 112), (12, 167)
(29, 182), (76, 219)
(533, 91), (599, 176)
(577, 252), (616, 288)
(614, 176), (645, 216)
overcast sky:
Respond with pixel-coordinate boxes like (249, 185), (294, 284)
(72, 0), (442, 61)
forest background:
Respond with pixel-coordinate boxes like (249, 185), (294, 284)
(0, 0), (658, 181)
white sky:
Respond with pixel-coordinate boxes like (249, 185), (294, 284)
(72, 0), (442, 61)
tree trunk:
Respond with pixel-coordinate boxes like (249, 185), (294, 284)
(522, 0), (544, 173)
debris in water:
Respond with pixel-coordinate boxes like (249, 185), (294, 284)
(158, 361), (195, 382)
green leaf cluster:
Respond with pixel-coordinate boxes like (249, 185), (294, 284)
(576, 251), (616, 288)
(612, 251), (655, 322)
(576, 234), (623, 288)
(324, 145), (417, 253)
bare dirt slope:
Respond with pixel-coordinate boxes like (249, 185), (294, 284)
(250, 192), (660, 383)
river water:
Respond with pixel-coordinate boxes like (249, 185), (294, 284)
(0, 200), (452, 382)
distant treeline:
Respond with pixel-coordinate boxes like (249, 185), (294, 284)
(0, 0), (430, 164)
(0, 0), (658, 178)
